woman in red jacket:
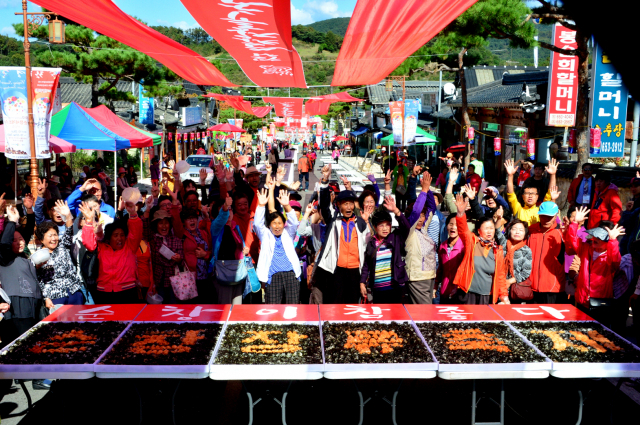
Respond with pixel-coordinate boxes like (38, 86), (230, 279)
(565, 206), (624, 323)
(80, 200), (142, 304)
(452, 194), (509, 304)
(181, 208), (213, 303)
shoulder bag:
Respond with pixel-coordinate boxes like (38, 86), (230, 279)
(509, 277), (534, 302)
(235, 225), (261, 294)
(170, 262), (198, 300)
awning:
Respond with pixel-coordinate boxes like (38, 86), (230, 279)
(350, 127), (369, 137)
(379, 126), (441, 145)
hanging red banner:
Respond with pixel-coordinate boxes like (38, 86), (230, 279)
(203, 93), (271, 117)
(331, 0), (478, 86)
(177, 133), (182, 142)
(305, 92), (363, 115)
(546, 23), (579, 127)
(263, 97), (303, 118)
(168, 132), (173, 141)
(180, 0), (307, 88)
(316, 121), (322, 137)
(32, 0), (234, 86)
(269, 123), (276, 136)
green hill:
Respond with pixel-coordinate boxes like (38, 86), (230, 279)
(308, 18), (350, 37)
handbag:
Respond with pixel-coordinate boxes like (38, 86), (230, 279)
(235, 225), (261, 293)
(509, 277), (534, 302)
(395, 184), (407, 195)
(80, 249), (99, 289)
(169, 262), (198, 300)
(589, 297), (614, 309)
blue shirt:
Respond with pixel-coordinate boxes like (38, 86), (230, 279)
(66, 186), (116, 218)
(576, 178), (592, 205)
(267, 235), (293, 284)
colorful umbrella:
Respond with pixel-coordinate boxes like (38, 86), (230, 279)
(207, 123), (246, 133)
(332, 135), (349, 141)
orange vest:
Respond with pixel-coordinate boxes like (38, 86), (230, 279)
(337, 217), (360, 269)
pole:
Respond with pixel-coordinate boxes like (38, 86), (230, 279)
(20, 0), (39, 197)
(631, 101), (640, 167)
(114, 151), (117, 205)
(175, 131), (179, 166)
(401, 76), (406, 150)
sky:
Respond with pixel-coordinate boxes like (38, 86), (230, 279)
(0, 0), (356, 38)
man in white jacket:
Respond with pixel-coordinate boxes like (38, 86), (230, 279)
(315, 165), (372, 303)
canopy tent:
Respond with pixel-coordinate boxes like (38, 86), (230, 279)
(350, 127), (369, 137)
(208, 123), (246, 133)
(380, 127), (441, 146)
(50, 102), (155, 202)
(0, 125), (76, 153)
(332, 136), (349, 141)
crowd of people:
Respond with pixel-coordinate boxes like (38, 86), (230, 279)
(0, 142), (639, 363)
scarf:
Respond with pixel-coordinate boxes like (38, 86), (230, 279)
(505, 240), (526, 278)
(477, 236), (497, 255)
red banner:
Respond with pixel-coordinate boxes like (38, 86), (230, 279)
(263, 97), (303, 118)
(203, 93), (271, 117)
(33, 0), (234, 86)
(181, 0), (306, 88)
(331, 0), (477, 86)
(305, 91), (362, 115)
(316, 121), (322, 137)
(269, 123), (276, 136)
(546, 24), (579, 127)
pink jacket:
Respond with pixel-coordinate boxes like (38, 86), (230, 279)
(332, 150), (340, 159)
(564, 222), (621, 306)
(436, 237), (464, 297)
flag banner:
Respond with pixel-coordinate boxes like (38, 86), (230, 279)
(263, 97), (303, 118)
(168, 132), (173, 141)
(404, 99), (419, 144)
(181, 0), (307, 88)
(546, 24), (579, 127)
(332, 0), (477, 86)
(270, 122), (276, 136)
(0, 66), (61, 159)
(389, 101), (403, 144)
(33, 0), (234, 86)
(316, 121), (323, 137)
(139, 82), (154, 125)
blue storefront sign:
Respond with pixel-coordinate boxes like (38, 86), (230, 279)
(589, 43), (628, 158)
(139, 81), (154, 125)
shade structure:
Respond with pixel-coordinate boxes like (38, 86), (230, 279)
(208, 123), (246, 133)
(380, 127), (441, 146)
(0, 125), (76, 153)
(32, 0), (235, 86)
(50, 103), (154, 151)
(332, 136), (349, 141)
(127, 124), (162, 146)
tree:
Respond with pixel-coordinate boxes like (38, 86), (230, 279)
(409, 0), (536, 168)
(15, 23), (164, 107)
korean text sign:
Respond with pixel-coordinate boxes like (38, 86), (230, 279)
(138, 82), (154, 125)
(0, 67), (61, 159)
(588, 43), (629, 158)
(546, 24), (579, 127)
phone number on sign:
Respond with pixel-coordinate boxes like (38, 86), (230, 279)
(599, 142), (624, 154)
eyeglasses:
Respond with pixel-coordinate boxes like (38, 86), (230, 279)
(523, 191), (537, 196)
(583, 167), (592, 171)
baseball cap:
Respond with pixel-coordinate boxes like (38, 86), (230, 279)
(585, 226), (609, 242)
(152, 210), (172, 222)
(290, 200), (302, 210)
(336, 190), (357, 203)
(245, 166), (261, 175)
(538, 201), (559, 216)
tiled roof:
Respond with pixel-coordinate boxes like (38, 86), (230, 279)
(464, 66), (550, 89)
(366, 80), (448, 104)
(59, 77), (134, 110)
(431, 106), (454, 119)
(446, 71), (547, 108)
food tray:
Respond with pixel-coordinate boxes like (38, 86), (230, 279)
(322, 320), (437, 372)
(511, 321), (640, 378)
(0, 321), (127, 379)
(210, 320), (324, 380)
(415, 321), (552, 374)
(95, 321), (225, 378)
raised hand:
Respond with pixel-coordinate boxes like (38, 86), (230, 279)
(340, 175), (352, 191)
(321, 164), (332, 181)
(504, 159), (517, 176)
(229, 154), (241, 170)
(561, 215), (570, 230)
(265, 162), (272, 174)
(201, 204), (210, 220)
(145, 193), (154, 210)
(483, 187), (497, 199)
(118, 196), (125, 212)
(79, 178), (96, 192)
(384, 169), (392, 185)
(627, 200), (635, 212)
(454, 193), (468, 215)
(550, 185), (561, 202)
(124, 200), (137, 216)
(573, 206), (590, 223)
(421, 171), (432, 192)
(276, 166), (286, 182)
(383, 195), (400, 215)
(6, 205), (19, 223)
(265, 173), (275, 190)
(172, 166), (181, 182)
(606, 224), (625, 240)
(223, 193), (233, 211)
(305, 202), (315, 216)
(290, 181), (301, 191)
(22, 193), (34, 210)
(199, 168), (207, 184)
(55, 199), (71, 220)
(545, 158), (558, 175)
(37, 178), (47, 196)
(361, 204), (374, 222)
(367, 173), (376, 183)
(464, 183), (477, 200)
(493, 205), (504, 223)
(256, 188), (269, 207)
(449, 167), (459, 182)
(215, 163), (226, 180)
(164, 183), (179, 205)
(78, 202), (94, 223)
(277, 189), (290, 207)
(151, 180), (160, 198)
(225, 168), (234, 181)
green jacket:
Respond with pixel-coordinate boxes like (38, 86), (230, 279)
(392, 164), (410, 193)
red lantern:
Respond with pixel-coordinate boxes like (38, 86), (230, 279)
(168, 132), (173, 141)
(177, 133), (182, 141)
(568, 129), (576, 153)
(527, 139), (536, 160)
(590, 127), (601, 155)
(468, 126), (475, 144)
(493, 137), (501, 156)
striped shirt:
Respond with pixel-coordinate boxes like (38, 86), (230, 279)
(373, 244), (393, 291)
(268, 235), (293, 284)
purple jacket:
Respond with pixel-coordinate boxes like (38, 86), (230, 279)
(360, 213), (410, 287)
(408, 189), (436, 227)
(150, 163), (160, 180)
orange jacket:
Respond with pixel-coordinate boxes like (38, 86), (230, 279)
(298, 155), (310, 173)
(452, 214), (507, 304)
(526, 222), (566, 293)
(588, 183), (622, 229)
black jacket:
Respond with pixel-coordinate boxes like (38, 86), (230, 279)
(360, 213), (410, 287)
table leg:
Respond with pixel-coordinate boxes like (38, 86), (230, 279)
(17, 380), (33, 412)
(575, 390), (584, 425)
(242, 381), (262, 425)
(172, 380), (182, 425)
(273, 381), (293, 425)
(353, 380), (370, 425)
(471, 379), (504, 425)
(132, 382), (143, 425)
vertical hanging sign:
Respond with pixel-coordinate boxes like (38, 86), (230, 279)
(403, 99), (419, 144)
(546, 24), (579, 127)
(139, 81), (154, 125)
(0, 66), (61, 159)
(389, 101), (403, 145)
(588, 43), (628, 158)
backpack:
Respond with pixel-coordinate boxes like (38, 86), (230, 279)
(81, 250), (100, 289)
